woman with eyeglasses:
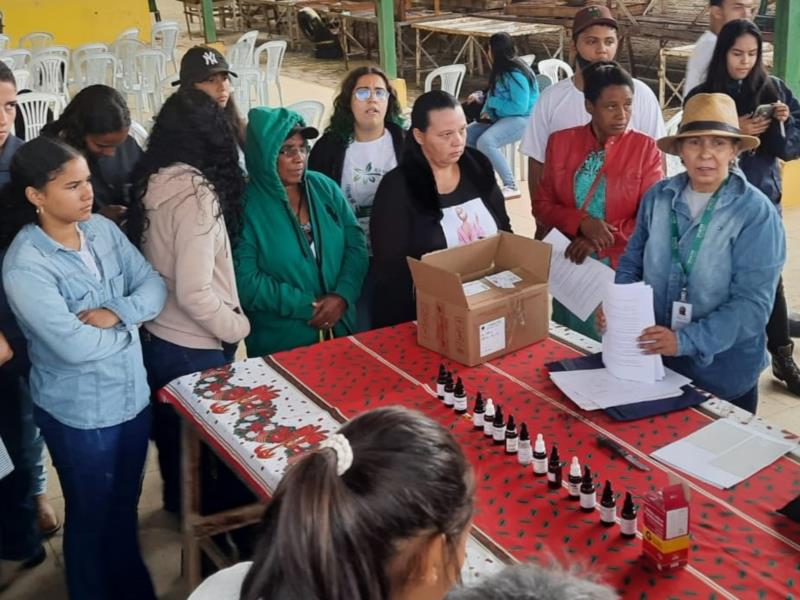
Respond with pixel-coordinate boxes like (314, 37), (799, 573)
(235, 107), (368, 356)
(309, 66), (405, 331)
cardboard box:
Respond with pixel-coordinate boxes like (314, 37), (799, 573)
(408, 233), (551, 366)
(642, 483), (690, 570)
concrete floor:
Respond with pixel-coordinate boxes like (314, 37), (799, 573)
(3, 5), (800, 599)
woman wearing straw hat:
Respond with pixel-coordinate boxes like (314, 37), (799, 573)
(602, 93), (785, 412)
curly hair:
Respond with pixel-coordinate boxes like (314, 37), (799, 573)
(326, 66), (405, 143)
(126, 88), (246, 247)
(40, 85), (131, 154)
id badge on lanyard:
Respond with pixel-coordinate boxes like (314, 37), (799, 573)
(671, 288), (693, 330)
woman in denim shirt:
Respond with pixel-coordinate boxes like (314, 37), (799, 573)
(1, 137), (166, 599)
(607, 94), (785, 413)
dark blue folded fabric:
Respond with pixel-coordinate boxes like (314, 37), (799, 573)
(545, 353), (708, 421)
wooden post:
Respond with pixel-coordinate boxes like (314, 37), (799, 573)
(774, 0), (800, 92)
(201, 0), (217, 43)
(376, 0), (397, 79)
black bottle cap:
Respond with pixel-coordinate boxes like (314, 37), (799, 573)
(437, 364), (446, 380)
(601, 480), (614, 504)
(473, 392), (485, 412)
(622, 492), (637, 516)
(493, 405), (504, 425)
(549, 444), (559, 463)
(506, 415), (516, 432)
(519, 423), (529, 440)
(582, 465), (592, 486)
(454, 377), (464, 395)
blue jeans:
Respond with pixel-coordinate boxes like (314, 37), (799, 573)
(729, 385), (758, 414)
(0, 375), (43, 561)
(466, 116), (528, 188)
(19, 379), (48, 497)
(34, 405), (155, 600)
(141, 330), (251, 515)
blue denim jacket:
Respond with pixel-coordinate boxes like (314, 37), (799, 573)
(2, 215), (166, 429)
(615, 170), (785, 400)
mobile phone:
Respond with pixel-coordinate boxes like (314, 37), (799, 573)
(752, 103), (775, 119)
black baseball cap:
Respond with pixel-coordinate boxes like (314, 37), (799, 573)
(286, 124), (320, 140)
(174, 45), (238, 86)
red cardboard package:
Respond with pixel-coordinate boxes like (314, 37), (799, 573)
(642, 483), (690, 570)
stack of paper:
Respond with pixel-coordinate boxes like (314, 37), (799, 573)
(543, 229), (615, 321)
(0, 436), (13, 480)
(550, 367), (690, 411)
(652, 419), (799, 489)
(602, 282), (664, 383)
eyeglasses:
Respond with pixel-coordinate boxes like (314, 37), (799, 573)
(278, 144), (310, 158)
(353, 87), (389, 102)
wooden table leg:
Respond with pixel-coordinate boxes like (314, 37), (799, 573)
(658, 48), (666, 109)
(181, 421), (202, 589)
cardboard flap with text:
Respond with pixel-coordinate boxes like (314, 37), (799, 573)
(407, 257), (468, 307)
(495, 232), (551, 283)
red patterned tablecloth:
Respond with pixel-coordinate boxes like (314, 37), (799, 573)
(161, 323), (800, 599)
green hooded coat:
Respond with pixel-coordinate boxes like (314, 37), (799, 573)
(234, 107), (368, 356)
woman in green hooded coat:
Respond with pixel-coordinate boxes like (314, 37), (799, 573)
(235, 107), (368, 356)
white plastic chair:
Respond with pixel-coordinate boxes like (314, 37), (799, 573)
(78, 53), (118, 88)
(0, 34), (9, 51)
(424, 64), (467, 99)
(115, 28), (140, 43)
(231, 67), (261, 114)
(286, 100), (325, 131)
(112, 38), (147, 94)
(537, 58), (573, 83)
(12, 69), (30, 90)
(519, 53), (536, 67)
(254, 40), (286, 106)
(19, 32), (54, 51)
(150, 21), (180, 73)
(0, 57), (13, 68)
(665, 110), (685, 177)
(129, 50), (166, 120)
(15, 92), (61, 139)
(129, 120), (149, 148)
(227, 30), (259, 69)
(1, 49), (31, 70)
(70, 43), (108, 86)
(535, 73), (553, 92)
(30, 53), (69, 103)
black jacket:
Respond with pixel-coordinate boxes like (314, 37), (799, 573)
(686, 76), (800, 204)
(308, 122), (406, 184)
(370, 146), (512, 328)
(90, 135), (143, 210)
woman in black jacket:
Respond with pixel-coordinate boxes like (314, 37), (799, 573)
(308, 66), (405, 331)
(687, 19), (800, 396)
(370, 91), (512, 328)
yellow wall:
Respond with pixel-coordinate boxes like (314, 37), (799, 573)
(2, 0), (152, 47)
(784, 160), (800, 208)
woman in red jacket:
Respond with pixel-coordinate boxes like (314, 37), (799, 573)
(535, 61), (662, 339)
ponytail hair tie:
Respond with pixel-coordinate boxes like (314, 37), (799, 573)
(319, 433), (353, 476)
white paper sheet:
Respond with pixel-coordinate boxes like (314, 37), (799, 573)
(651, 419), (798, 489)
(602, 282), (665, 383)
(462, 280), (491, 297)
(0, 436), (13, 480)
(485, 270), (522, 289)
(543, 229), (616, 321)
(550, 367), (689, 411)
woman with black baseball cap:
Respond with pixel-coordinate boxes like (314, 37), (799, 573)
(176, 45), (245, 146)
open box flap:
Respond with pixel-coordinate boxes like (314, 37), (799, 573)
(495, 232), (551, 282)
(408, 257), (468, 307)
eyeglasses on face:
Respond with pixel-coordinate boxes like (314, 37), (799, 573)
(278, 144), (310, 158)
(353, 87), (389, 102)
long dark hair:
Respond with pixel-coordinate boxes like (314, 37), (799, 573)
(403, 90), (461, 165)
(487, 32), (535, 94)
(703, 19), (778, 113)
(41, 85), (131, 154)
(326, 65), (405, 143)
(240, 406), (475, 600)
(126, 88), (246, 247)
(0, 137), (82, 249)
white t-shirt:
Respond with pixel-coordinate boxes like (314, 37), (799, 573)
(77, 227), (101, 281)
(188, 561), (251, 600)
(684, 31), (717, 98)
(520, 77), (667, 163)
(683, 186), (714, 221)
(341, 130), (398, 253)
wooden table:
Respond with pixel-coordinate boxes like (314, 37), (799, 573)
(411, 16), (564, 85)
(160, 321), (800, 593)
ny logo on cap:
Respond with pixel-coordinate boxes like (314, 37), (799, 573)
(588, 7), (601, 15)
(202, 51), (218, 66)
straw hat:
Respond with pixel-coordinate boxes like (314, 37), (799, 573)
(657, 93), (760, 155)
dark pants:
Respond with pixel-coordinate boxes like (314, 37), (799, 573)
(0, 375), (42, 562)
(140, 331), (255, 515)
(35, 405), (155, 600)
(354, 258), (376, 333)
(767, 276), (790, 353)
(729, 385), (758, 414)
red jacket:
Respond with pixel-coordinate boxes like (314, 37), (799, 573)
(534, 123), (663, 267)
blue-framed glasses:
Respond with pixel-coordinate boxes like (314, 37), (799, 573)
(353, 87), (389, 102)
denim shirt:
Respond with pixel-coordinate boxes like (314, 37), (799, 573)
(615, 170), (785, 400)
(2, 215), (166, 429)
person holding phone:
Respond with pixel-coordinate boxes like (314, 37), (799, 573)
(686, 19), (800, 396)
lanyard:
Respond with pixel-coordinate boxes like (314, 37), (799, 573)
(670, 178), (727, 281)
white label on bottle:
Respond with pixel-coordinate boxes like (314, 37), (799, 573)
(506, 437), (518, 453)
(436, 383), (445, 399)
(547, 471), (556, 482)
(517, 445), (532, 465)
(454, 396), (467, 411)
(567, 481), (581, 497)
(493, 426), (505, 442)
(479, 317), (506, 357)
(473, 412), (484, 427)
(533, 458), (547, 474)
(484, 417), (494, 436)
(600, 504), (616, 523)
(444, 391), (454, 406)
(580, 491), (596, 510)
(620, 517), (637, 536)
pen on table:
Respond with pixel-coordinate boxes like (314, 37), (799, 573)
(596, 434), (650, 472)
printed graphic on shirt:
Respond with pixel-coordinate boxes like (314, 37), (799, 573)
(440, 197), (498, 248)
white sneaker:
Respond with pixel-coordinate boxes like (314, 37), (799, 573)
(502, 186), (521, 200)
